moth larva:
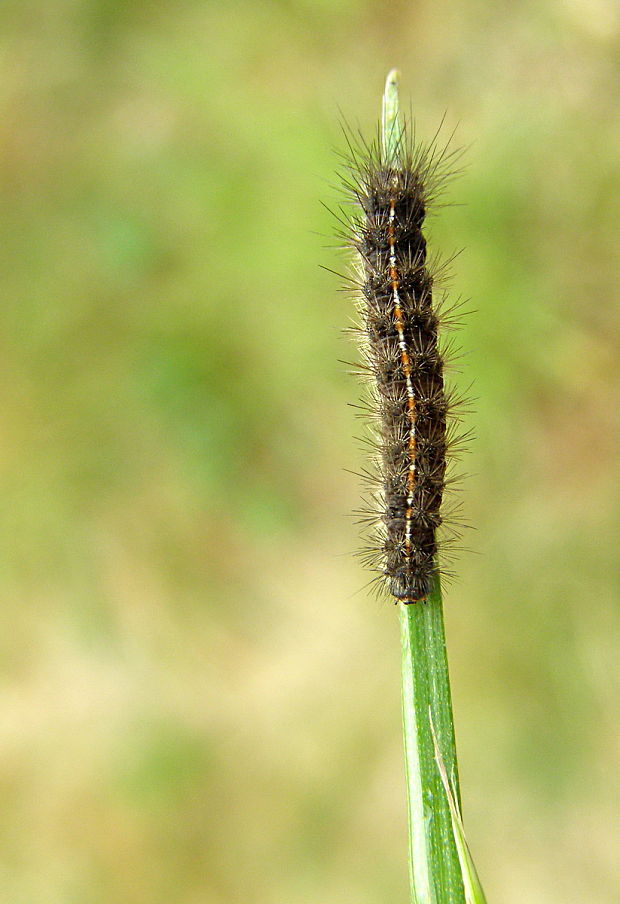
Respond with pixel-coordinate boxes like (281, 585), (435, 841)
(337, 84), (466, 603)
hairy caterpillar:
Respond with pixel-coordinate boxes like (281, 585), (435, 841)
(336, 83), (467, 604)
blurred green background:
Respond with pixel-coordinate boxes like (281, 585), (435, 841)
(2, 1), (620, 902)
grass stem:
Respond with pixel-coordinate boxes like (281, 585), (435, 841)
(381, 70), (466, 904)
(399, 577), (463, 903)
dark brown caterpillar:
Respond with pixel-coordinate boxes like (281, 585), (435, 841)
(337, 115), (466, 603)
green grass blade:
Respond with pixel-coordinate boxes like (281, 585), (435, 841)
(381, 70), (482, 903)
(400, 578), (464, 903)
(431, 717), (489, 904)
(382, 68), (403, 166)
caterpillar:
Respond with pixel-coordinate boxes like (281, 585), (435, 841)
(336, 78), (467, 604)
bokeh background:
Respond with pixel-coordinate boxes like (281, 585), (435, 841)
(2, 1), (620, 902)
